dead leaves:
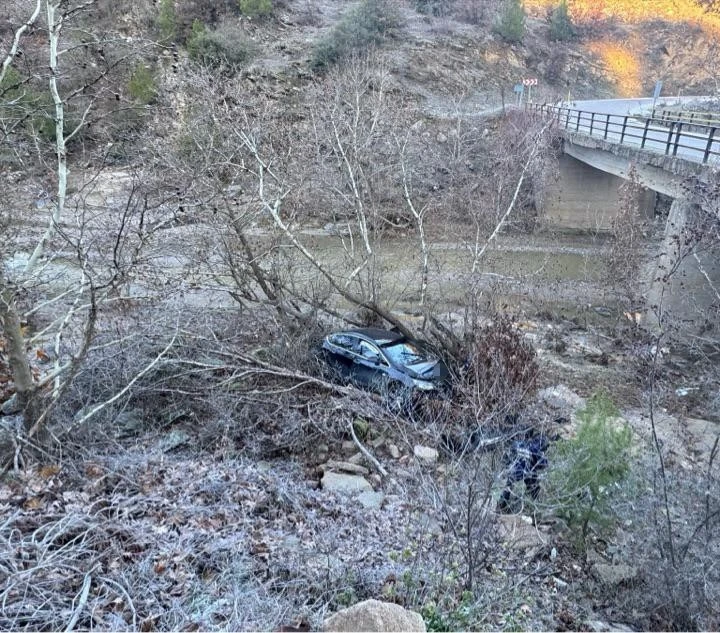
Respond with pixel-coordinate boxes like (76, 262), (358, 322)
(23, 495), (44, 510)
(40, 464), (61, 479)
(84, 462), (104, 478)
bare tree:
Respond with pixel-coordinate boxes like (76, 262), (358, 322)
(0, 0), (176, 451)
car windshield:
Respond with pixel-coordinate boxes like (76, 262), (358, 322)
(381, 341), (432, 367)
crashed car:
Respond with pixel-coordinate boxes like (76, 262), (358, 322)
(319, 328), (450, 408)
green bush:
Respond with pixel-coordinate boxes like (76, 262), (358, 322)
(549, 0), (574, 41)
(156, 0), (177, 42)
(546, 391), (633, 544)
(0, 68), (57, 141)
(187, 20), (254, 71)
(128, 63), (157, 104)
(311, 0), (400, 70)
(494, 0), (525, 43)
(421, 591), (479, 632)
(238, 0), (273, 17)
(0, 66), (23, 96)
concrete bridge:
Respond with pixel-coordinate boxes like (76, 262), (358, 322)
(529, 98), (720, 335)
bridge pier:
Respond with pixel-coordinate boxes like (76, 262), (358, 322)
(541, 154), (656, 230)
(646, 199), (720, 337)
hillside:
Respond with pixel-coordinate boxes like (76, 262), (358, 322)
(150, 0), (720, 104)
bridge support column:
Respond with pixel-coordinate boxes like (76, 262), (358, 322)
(542, 154), (655, 230)
(646, 198), (720, 338)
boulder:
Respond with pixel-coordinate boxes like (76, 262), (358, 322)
(1, 394), (20, 415)
(591, 562), (638, 587)
(323, 599), (426, 632)
(538, 384), (585, 412)
(357, 490), (385, 509)
(497, 513), (549, 557)
(321, 471), (372, 494)
(587, 619), (636, 632)
(321, 460), (369, 476)
(159, 429), (191, 452)
(387, 444), (401, 459)
(413, 445), (438, 463)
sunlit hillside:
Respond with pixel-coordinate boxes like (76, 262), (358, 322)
(527, 0), (720, 32)
(525, 0), (719, 97)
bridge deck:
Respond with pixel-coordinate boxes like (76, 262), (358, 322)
(528, 101), (720, 166)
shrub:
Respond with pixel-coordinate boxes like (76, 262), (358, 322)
(0, 66), (22, 96)
(1, 69), (58, 143)
(187, 19), (254, 71)
(238, 0), (273, 17)
(175, 0), (238, 40)
(546, 391), (633, 544)
(156, 0), (178, 42)
(128, 63), (157, 104)
(311, 0), (400, 70)
(459, 316), (538, 418)
(549, 0), (574, 41)
(545, 48), (567, 84)
(494, 0), (525, 43)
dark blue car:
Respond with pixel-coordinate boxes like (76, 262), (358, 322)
(320, 328), (450, 408)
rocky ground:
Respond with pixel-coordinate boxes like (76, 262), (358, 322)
(2, 306), (718, 631)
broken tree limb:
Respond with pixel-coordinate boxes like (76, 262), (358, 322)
(349, 419), (388, 478)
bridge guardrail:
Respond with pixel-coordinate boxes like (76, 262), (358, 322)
(651, 107), (720, 129)
(527, 103), (720, 165)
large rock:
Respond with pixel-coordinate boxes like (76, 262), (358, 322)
(587, 620), (636, 632)
(1, 394), (20, 415)
(538, 384), (586, 412)
(321, 460), (369, 476)
(413, 445), (438, 463)
(497, 514), (549, 558)
(321, 471), (372, 494)
(591, 562), (638, 587)
(357, 490), (385, 509)
(323, 599), (426, 632)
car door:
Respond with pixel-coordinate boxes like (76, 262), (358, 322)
(323, 333), (359, 380)
(350, 339), (389, 388)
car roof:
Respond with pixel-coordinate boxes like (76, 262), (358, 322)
(335, 328), (406, 345)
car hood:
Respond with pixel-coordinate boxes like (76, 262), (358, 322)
(405, 359), (447, 381)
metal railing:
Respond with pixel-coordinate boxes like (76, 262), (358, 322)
(651, 107), (720, 129)
(527, 103), (720, 165)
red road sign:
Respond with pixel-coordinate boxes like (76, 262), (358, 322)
(522, 78), (538, 86)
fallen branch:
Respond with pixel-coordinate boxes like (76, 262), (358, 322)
(348, 419), (388, 478)
(44, 328), (179, 438)
(65, 571), (92, 632)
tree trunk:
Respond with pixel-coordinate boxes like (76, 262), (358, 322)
(0, 285), (36, 432)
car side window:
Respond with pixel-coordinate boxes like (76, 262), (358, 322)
(330, 334), (356, 351)
(358, 341), (386, 364)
